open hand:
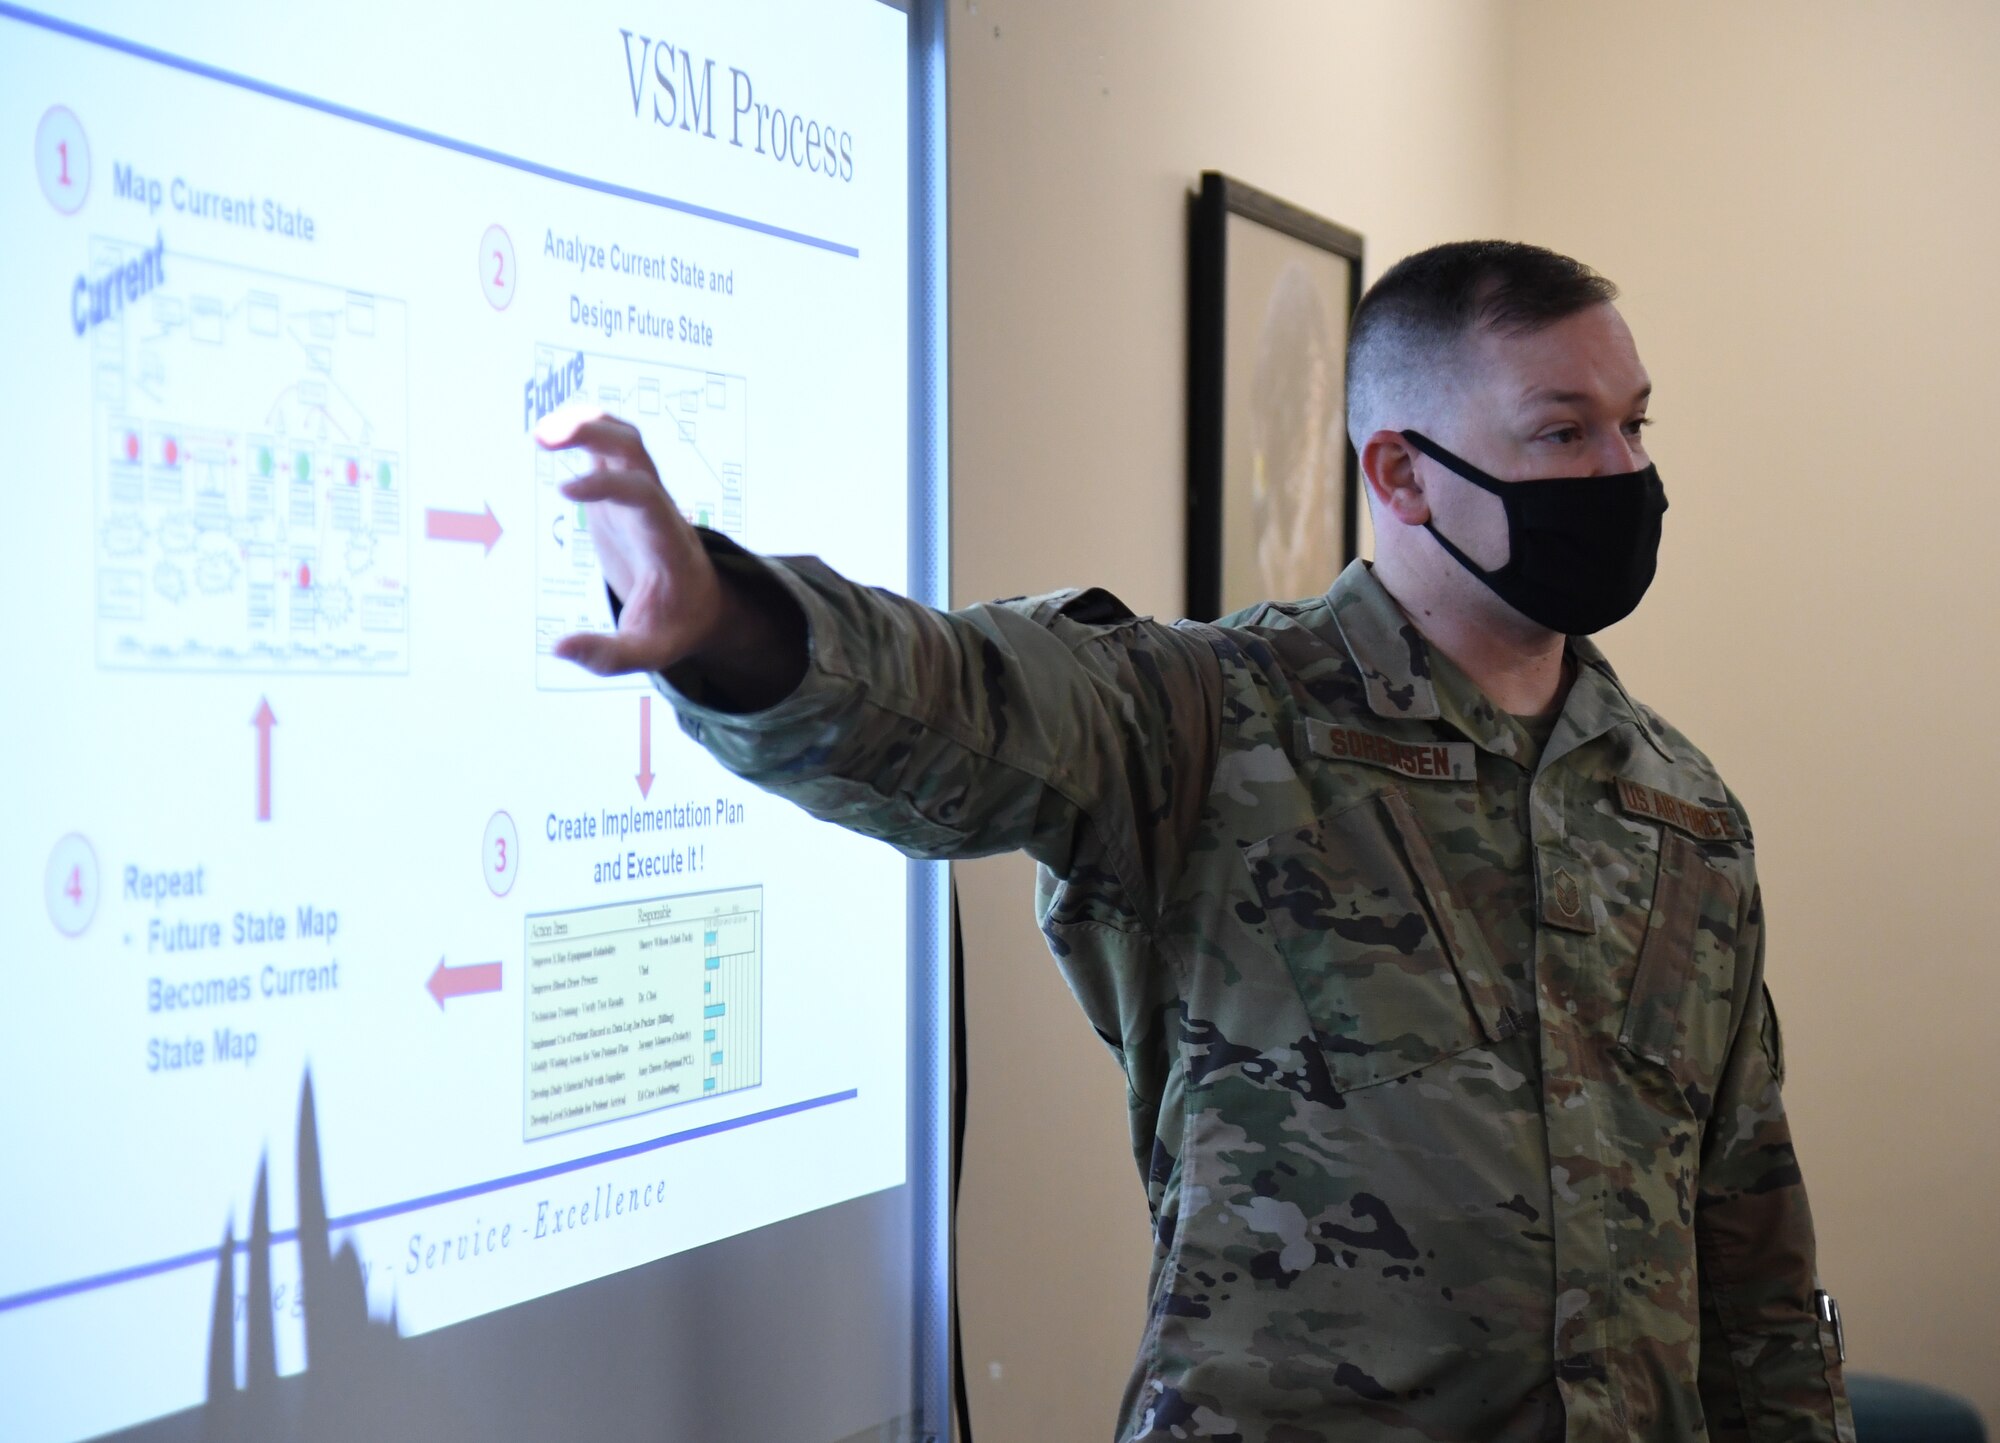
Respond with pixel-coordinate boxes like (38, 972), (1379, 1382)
(534, 404), (726, 677)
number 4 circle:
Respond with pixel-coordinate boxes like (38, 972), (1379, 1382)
(483, 810), (520, 896)
(46, 834), (100, 936)
(480, 224), (516, 310)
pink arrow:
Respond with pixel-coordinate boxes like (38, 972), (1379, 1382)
(637, 695), (655, 798)
(427, 957), (502, 1009)
(425, 504), (502, 555)
(252, 697), (276, 822)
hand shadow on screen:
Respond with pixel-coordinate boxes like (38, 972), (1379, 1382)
(200, 1070), (402, 1443)
(83, 1070), (402, 1443)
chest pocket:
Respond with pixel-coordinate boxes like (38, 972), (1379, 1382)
(1242, 787), (1518, 1092)
(1620, 829), (1742, 1110)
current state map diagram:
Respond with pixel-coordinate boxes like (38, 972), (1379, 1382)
(90, 239), (411, 673)
(533, 344), (746, 691)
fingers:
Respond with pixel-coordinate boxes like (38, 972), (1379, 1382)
(560, 468), (670, 511)
(534, 401), (654, 474)
(552, 630), (661, 677)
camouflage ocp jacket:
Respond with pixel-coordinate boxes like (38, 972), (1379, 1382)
(660, 543), (1853, 1443)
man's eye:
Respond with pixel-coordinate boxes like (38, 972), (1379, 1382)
(1623, 417), (1654, 437)
(1542, 426), (1581, 445)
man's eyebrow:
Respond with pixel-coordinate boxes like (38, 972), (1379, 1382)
(1516, 383), (1654, 409)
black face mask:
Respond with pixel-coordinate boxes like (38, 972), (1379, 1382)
(1401, 429), (1668, 636)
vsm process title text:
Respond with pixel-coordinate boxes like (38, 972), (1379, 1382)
(619, 29), (858, 181)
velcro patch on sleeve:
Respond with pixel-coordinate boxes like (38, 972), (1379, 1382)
(1614, 778), (1744, 842)
(1299, 719), (1476, 782)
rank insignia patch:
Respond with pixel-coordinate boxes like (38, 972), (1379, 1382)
(1542, 865), (1596, 933)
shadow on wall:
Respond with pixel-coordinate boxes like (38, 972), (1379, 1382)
(193, 1072), (402, 1442)
(95, 1072), (405, 1443)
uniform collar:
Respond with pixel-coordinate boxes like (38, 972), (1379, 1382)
(1553, 634), (1677, 766)
(1322, 560), (1673, 766)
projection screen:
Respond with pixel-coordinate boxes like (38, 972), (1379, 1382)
(0, 2), (952, 1438)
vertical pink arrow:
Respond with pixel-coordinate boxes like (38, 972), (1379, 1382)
(637, 694), (655, 798)
(252, 697), (276, 821)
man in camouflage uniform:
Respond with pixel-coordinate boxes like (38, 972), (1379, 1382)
(538, 242), (1852, 1441)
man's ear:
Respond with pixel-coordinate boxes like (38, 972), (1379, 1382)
(1359, 430), (1431, 527)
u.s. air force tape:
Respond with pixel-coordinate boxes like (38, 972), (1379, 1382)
(1298, 719), (1477, 782)
(1614, 778), (1743, 841)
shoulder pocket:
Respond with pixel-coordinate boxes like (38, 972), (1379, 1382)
(1242, 788), (1516, 1092)
(1620, 829), (1741, 1099)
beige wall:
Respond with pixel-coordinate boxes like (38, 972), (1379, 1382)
(1505, 2), (2000, 1423)
(947, 1), (2000, 1437)
(945, 3), (1509, 1437)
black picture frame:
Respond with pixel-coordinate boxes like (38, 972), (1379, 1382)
(1187, 171), (1365, 622)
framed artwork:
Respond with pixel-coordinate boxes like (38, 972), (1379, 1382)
(1187, 171), (1364, 621)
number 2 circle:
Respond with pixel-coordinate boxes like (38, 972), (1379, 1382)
(480, 223), (516, 310)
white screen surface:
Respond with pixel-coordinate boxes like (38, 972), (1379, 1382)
(0, 5), (928, 1440)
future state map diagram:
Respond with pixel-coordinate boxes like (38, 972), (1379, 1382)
(531, 344), (748, 691)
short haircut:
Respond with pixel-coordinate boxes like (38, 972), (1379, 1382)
(1345, 240), (1618, 448)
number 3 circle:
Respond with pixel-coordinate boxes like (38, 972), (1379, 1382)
(482, 810), (520, 896)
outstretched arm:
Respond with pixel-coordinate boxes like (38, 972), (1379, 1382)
(536, 404), (1222, 911)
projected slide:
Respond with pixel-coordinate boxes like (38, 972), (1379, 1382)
(0, 4), (914, 1440)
